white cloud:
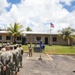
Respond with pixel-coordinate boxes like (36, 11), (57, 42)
(0, 0), (75, 32)
(0, 0), (10, 14)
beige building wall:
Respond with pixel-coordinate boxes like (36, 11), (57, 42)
(0, 32), (75, 45)
(57, 37), (67, 45)
(23, 34), (68, 45)
(26, 34), (49, 44)
(0, 34), (11, 43)
(51, 35), (67, 45)
(27, 34), (42, 43)
(0, 33), (22, 43)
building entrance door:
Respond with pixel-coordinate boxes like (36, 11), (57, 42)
(22, 36), (26, 45)
(45, 37), (48, 44)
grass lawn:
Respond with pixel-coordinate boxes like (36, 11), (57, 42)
(22, 44), (34, 52)
(22, 44), (75, 54)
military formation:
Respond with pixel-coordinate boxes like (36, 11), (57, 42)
(0, 43), (24, 75)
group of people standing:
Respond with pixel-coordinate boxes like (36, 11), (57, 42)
(0, 43), (24, 75)
(0, 41), (45, 75)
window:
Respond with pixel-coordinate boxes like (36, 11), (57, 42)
(53, 37), (57, 42)
(0, 36), (2, 40)
(6, 36), (10, 40)
(36, 37), (41, 41)
(17, 36), (21, 40)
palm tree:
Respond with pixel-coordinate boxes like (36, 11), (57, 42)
(7, 23), (24, 44)
(58, 27), (75, 46)
(26, 27), (32, 31)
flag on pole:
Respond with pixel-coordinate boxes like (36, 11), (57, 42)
(50, 23), (54, 28)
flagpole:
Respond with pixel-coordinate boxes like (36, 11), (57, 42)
(49, 23), (54, 45)
(50, 25), (51, 46)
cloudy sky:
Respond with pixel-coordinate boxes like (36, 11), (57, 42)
(0, 0), (75, 33)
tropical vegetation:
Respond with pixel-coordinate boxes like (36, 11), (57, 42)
(7, 23), (24, 44)
(58, 27), (75, 46)
(26, 27), (32, 31)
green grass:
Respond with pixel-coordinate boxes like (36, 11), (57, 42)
(1, 43), (75, 54)
(22, 44), (34, 52)
(44, 45), (75, 54)
(22, 44), (75, 54)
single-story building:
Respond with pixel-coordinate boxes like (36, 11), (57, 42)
(0, 31), (75, 45)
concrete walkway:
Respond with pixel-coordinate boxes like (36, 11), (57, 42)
(18, 53), (53, 75)
(18, 53), (75, 75)
(26, 52), (53, 60)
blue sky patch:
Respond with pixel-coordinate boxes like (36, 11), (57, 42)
(60, 1), (75, 12)
(5, 5), (12, 11)
(7, 0), (21, 4)
(6, 0), (21, 12)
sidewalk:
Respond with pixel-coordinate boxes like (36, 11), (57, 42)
(26, 52), (53, 60)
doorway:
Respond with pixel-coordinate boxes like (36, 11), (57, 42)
(45, 37), (48, 44)
(22, 36), (26, 45)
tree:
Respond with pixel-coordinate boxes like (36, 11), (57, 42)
(58, 27), (75, 46)
(7, 23), (24, 44)
(26, 27), (32, 31)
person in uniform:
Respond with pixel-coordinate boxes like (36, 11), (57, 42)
(28, 44), (33, 57)
(18, 44), (24, 67)
(6, 42), (10, 46)
(14, 44), (20, 72)
(0, 46), (13, 75)
(0, 50), (2, 74)
(1, 44), (6, 51)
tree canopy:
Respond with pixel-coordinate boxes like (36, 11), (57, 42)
(58, 27), (75, 46)
(26, 27), (32, 31)
(7, 23), (24, 43)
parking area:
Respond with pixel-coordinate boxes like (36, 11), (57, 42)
(18, 53), (75, 75)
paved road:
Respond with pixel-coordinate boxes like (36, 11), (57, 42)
(18, 53), (75, 75)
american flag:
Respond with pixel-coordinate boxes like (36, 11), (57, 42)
(50, 23), (54, 28)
